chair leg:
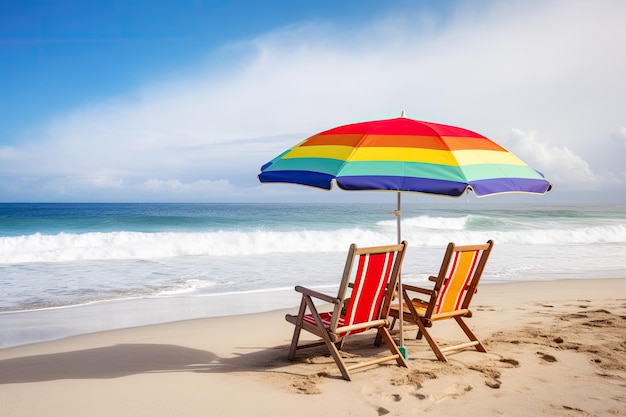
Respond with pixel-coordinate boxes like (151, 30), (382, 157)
(335, 339), (346, 351)
(287, 298), (308, 361)
(416, 319), (447, 362)
(375, 315), (398, 347)
(374, 332), (382, 347)
(288, 324), (303, 361)
(377, 327), (409, 368)
(454, 316), (487, 353)
(322, 332), (351, 381)
(374, 317), (391, 346)
(287, 321), (351, 379)
(297, 296), (352, 380)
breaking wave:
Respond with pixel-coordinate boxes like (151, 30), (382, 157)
(1, 222), (625, 264)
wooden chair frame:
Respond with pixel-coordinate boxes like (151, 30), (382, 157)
(285, 242), (409, 381)
(386, 240), (494, 362)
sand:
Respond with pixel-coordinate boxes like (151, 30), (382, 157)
(1, 278), (625, 417)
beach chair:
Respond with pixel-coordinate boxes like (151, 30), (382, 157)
(285, 241), (409, 381)
(387, 240), (494, 362)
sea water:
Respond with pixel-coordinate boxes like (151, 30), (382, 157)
(1, 202), (625, 347)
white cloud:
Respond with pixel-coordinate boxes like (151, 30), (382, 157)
(509, 129), (604, 190)
(140, 178), (233, 194)
(2, 0), (626, 202)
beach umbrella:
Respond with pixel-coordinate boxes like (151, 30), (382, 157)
(258, 113), (552, 355)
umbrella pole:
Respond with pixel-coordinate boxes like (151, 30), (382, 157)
(396, 192), (407, 359)
(396, 192), (401, 245)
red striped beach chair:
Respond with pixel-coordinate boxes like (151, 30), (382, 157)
(387, 240), (494, 362)
(285, 242), (408, 381)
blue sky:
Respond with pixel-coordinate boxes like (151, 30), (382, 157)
(1, 0), (625, 203)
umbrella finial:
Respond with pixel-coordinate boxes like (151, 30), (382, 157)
(400, 110), (406, 118)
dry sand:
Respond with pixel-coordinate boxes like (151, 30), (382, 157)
(1, 278), (625, 417)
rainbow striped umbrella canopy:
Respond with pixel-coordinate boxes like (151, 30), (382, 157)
(258, 116), (552, 197)
(259, 115), (551, 354)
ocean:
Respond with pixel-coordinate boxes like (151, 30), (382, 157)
(1, 202), (625, 348)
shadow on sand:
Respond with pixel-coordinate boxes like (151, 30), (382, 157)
(0, 333), (395, 384)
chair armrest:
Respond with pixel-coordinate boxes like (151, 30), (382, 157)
(402, 283), (435, 297)
(294, 285), (340, 304)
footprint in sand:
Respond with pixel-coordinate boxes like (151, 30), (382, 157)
(536, 351), (558, 363)
(375, 407), (390, 416)
(469, 364), (501, 389)
(499, 358), (520, 367)
(468, 358), (520, 389)
(287, 373), (327, 395)
(426, 383), (473, 403)
(360, 384), (403, 415)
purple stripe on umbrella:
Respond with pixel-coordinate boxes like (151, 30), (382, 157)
(469, 178), (552, 196)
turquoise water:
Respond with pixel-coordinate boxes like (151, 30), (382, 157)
(0, 202), (625, 348)
(1, 202), (625, 312)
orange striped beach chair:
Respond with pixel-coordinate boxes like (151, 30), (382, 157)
(285, 241), (409, 381)
(387, 240), (494, 362)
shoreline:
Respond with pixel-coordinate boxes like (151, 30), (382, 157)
(2, 275), (625, 350)
(1, 277), (625, 416)
(0, 287), (305, 349)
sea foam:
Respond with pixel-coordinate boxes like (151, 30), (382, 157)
(1, 221), (625, 264)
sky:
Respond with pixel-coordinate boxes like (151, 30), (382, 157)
(1, 0), (625, 204)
